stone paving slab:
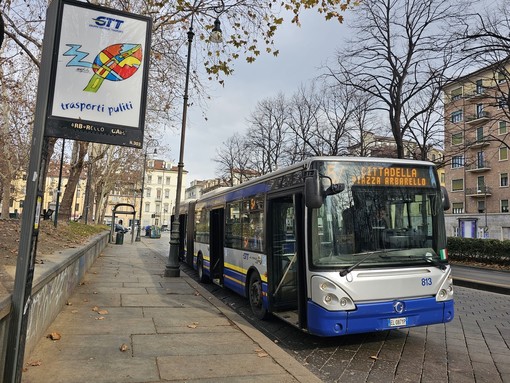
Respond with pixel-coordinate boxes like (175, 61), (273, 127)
(21, 240), (320, 383)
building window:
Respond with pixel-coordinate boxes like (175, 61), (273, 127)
(144, 202), (150, 212)
(451, 132), (463, 145)
(451, 155), (464, 168)
(165, 176), (171, 185)
(500, 146), (508, 161)
(499, 121), (507, 135)
(502, 200), (509, 213)
(164, 189), (170, 198)
(476, 79), (484, 94)
(501, 173), (509, 187)
(146, 188), (151, 198)
(476, 126), (484, 141)
(157, 176), (162, 184)
(478, 200), (485, 213)
(497, 96), (508, 109)
(477, 151), (485, 168)
(147, 175), (152, 184)
(452, 202), (464, 214)
(476, 104), (484, 119)
(451, 110), (463, 123)
(450, 87), (462, 101)
(452, 179), (464, 191)
(477, 176), (485, 191)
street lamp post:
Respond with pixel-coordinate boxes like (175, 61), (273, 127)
(166, 3), (224, 277)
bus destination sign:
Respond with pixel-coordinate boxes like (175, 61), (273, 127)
(351, 166), (430, 187)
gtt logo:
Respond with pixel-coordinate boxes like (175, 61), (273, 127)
(93, 16), (124, 30)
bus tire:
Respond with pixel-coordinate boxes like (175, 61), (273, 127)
(249, 271), (268, 320)
(197, 254), (209, 283)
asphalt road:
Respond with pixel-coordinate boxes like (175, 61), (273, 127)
(147, 237), (510, 383)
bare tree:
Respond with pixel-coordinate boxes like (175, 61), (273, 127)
(246, 93), (289, 174)
(285, 83), (323, 162)
(214, 133), (252, 186)
(327, 0), (468, 158)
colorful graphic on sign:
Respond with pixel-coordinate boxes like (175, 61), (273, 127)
(63, 43), (142, 93)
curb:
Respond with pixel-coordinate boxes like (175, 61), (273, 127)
(453, 277), (510, 295)
(183, 273), (322, 383)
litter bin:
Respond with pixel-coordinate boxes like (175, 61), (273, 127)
(150, 225), (161, 238)
(115, 231), (124, 245)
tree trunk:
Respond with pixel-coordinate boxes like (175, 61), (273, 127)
(58, 141), (88, 221)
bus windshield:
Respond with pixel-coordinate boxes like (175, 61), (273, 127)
(310, 161), (445, 269)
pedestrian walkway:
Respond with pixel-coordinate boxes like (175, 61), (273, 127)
(21, 239), (320, 383)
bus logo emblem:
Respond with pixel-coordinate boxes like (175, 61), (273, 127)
(393, 301), (405, 314)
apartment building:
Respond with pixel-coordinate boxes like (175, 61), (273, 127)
(139, 159), (186, 228)
(5, 162), (87, 220)
(443, 63), (510, 240)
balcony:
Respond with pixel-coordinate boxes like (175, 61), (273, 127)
(465, 186), (492, 197)
(466, 161), (491, 172)
(468, 137), (490, 149)
(466, 90), (488, 99)
(466, 111), (490, 125)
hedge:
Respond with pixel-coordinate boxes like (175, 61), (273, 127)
(447, 237), (510, 266)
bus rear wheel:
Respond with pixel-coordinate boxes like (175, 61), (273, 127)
(197, 255), (209, 283)
(249, 272), (268, 320)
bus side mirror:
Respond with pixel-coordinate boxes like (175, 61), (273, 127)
(304, 169), (323, 209)
(441, 186), (450, 211)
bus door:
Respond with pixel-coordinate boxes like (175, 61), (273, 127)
(268, 194), (306, 329)
(210, 208), (225, 284)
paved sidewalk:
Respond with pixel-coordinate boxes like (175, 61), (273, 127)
(21, 238), (320, 383)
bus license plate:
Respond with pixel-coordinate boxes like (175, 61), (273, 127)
(388, 317), (407, 327)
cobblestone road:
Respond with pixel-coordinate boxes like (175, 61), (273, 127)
(148, 239), (510, 383)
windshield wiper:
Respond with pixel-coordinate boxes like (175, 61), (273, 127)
(339, 249), (401, 277)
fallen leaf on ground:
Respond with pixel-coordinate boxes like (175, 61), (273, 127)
(370, 355), (379, 360)
(28, 360), (42, 366)
(92, 306), (99, 312)
(47, 332), (61, 340)
(95, 316), (105, 320)
(119, 343), (129, 352)
(97, 309), (108, 315)
(187, 322), (199, 329)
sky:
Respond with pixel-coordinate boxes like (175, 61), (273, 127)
(163, 8), (349, 186)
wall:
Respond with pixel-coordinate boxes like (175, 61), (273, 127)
(0, 232), (108, 377)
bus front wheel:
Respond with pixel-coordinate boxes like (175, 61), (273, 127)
(197, 255), (209, 283)
(249, 272), (268, 320)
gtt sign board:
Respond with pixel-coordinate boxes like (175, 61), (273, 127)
(45, 0), (152, 148)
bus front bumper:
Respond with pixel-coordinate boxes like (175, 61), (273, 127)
(306, 297), (454, 337)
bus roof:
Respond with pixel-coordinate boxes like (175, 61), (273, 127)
(195, 156), (436, 204)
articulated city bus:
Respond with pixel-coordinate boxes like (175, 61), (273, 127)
(178, 157), (454, 337)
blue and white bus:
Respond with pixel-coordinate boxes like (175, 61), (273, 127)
(178, 157), (454, 337)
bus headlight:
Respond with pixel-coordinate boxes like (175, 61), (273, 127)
(311, 276), (355, 311)
(436, 273), (454, 302)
